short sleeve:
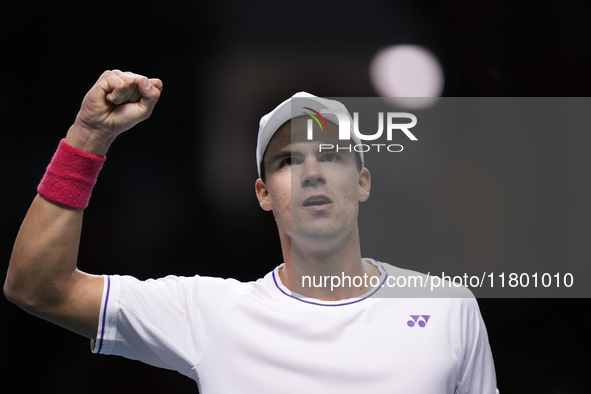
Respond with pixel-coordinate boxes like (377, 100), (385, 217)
(456, 297), (499, 394)
(91, 273), (249, 381)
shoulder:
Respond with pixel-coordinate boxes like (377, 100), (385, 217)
(112, 268), (279, 307)
(372, 260), (476, 301)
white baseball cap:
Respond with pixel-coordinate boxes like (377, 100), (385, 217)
(256, 92), (364, 177)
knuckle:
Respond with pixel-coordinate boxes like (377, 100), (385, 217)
(112, 78), (126, 89)
(124, 71), (138, 81)
(98, 70), (113, 83)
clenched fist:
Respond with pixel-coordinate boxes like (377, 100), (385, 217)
(65, 70), (163, 155)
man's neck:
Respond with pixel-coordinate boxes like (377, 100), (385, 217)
(278, 226), (380, 300)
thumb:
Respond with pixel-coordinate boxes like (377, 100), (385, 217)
(137, 78), (162, 118)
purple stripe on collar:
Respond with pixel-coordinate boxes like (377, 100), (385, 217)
(272, 262), (388, 306)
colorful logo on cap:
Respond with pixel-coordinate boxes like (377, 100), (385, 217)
(302, 107), (329, 131)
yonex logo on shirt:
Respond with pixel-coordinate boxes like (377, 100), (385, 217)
(407, 315), (430, 327)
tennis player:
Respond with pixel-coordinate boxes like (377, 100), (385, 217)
(5, 70), (498, 393)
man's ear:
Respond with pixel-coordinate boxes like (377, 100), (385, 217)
(358, 168), (371, 202)
(255, 178), (274, 211)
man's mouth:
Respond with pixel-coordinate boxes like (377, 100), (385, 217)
(302, 195), (333, 207)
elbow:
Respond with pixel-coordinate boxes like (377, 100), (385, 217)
(3, 278), (24, 307)
(3, 279), (16, 304)
(4, 277), (26, 308)
(4, 275), (45, 313)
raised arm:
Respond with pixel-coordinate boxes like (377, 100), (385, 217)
(4, 70), (162, 339)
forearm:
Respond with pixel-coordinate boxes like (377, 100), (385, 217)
(5, 179), (104, 339)
(5, 118), (112, 313)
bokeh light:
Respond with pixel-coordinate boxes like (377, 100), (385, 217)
(370, 45), (444, 108)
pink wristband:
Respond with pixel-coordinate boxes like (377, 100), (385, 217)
(38, 139), (106, 210)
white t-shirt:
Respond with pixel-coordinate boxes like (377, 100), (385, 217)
(92, 260), (498, 393)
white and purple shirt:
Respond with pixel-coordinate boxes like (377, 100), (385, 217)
(92, 260), (499, 393)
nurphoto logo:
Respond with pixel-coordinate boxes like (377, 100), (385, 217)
(303, 107), (418, 153)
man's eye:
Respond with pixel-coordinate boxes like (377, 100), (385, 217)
(281, 157), (299, 167)
(323, 153), (339, 162)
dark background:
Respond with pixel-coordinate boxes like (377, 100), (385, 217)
(1, 1), (590, 393)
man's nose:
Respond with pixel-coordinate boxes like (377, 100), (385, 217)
(300, 157), (326, 187)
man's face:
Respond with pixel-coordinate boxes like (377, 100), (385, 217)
(256, 117), (370, 243)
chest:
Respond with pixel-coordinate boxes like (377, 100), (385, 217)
(196, 299), (462, 394)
